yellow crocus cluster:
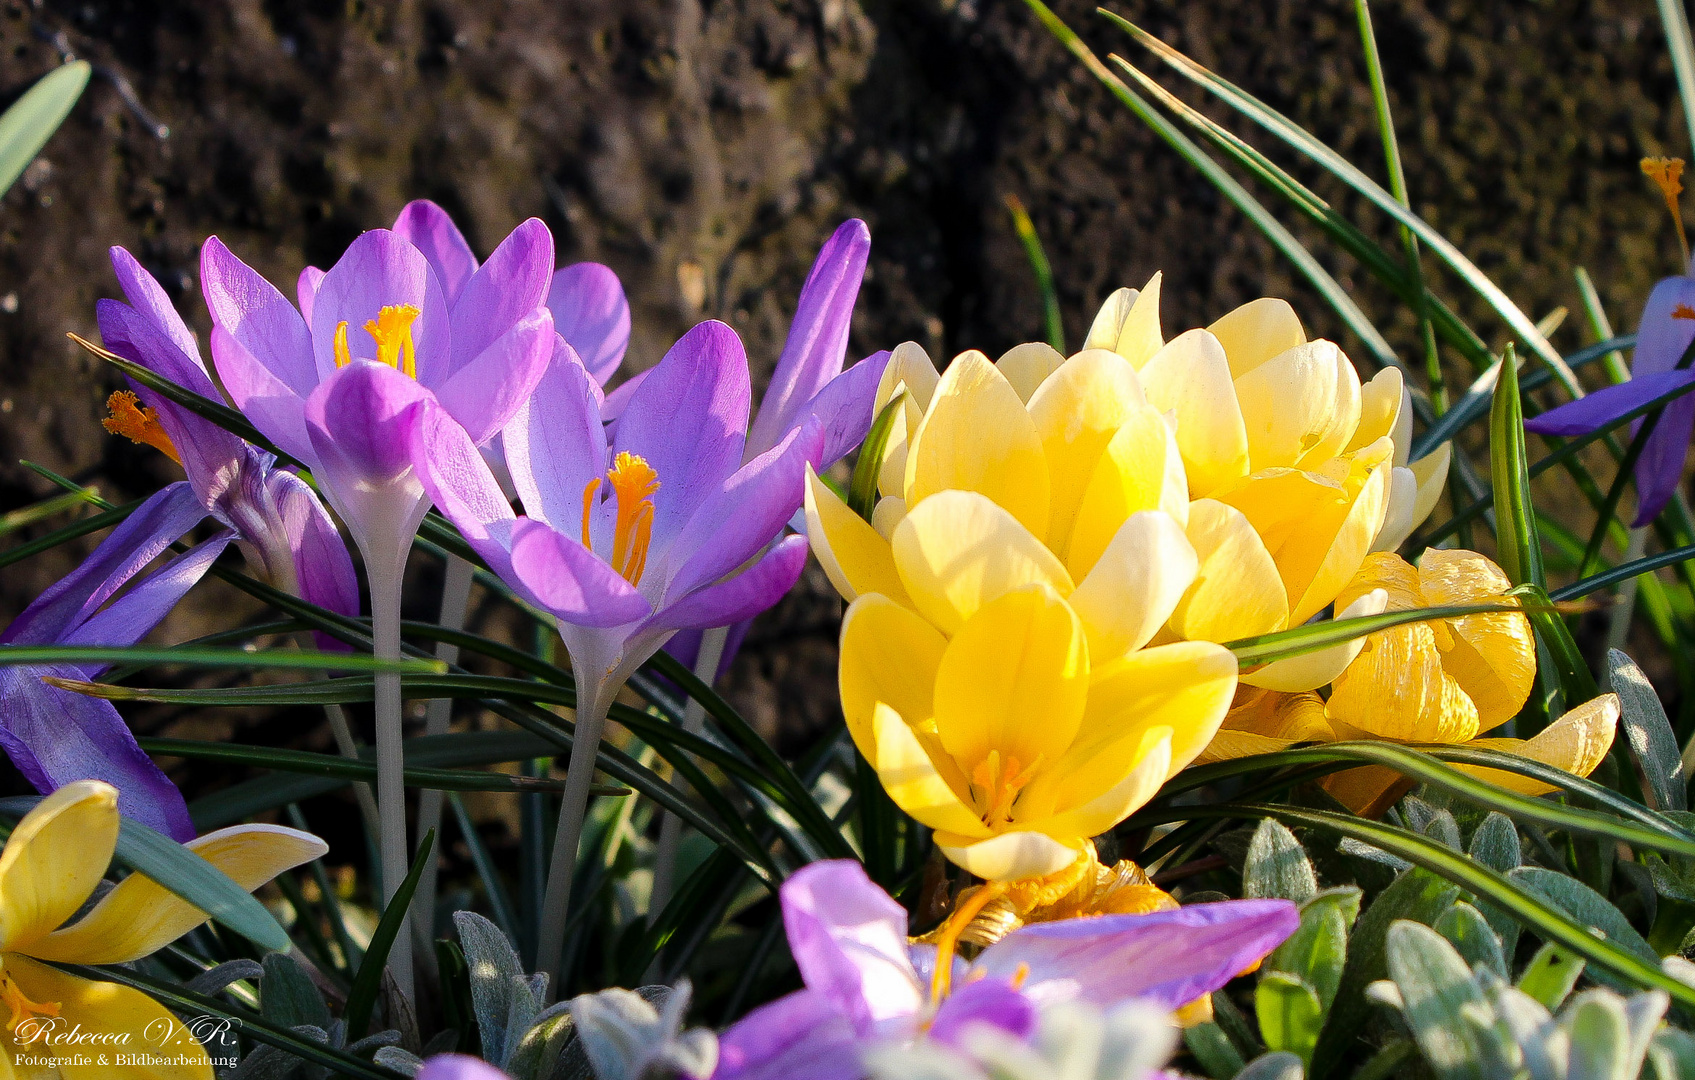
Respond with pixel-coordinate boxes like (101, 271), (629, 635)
(807, 338), (1237, 882)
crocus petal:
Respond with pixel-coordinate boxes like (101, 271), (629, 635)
(408, 397), (522, 582)
(1139, 329), (1249, 498)
(433, 307), (556, 445)
(28, 823), (327, 965)
(1239, 588), (1389, 693)
(838, 595), (947, 760)
(891, 490), (1073, 635)
(996, 342), (1066, 404)
(1417, 549), (1536, 727)
(508, 519), (651, 628)
(1372, 465), (1419, 554)
(6, 954), (213, 1076)
(1349, 367), (1405, 454)
(1463, 693), (1620, 795)
(209, 324), (316, 465)
(1637, 396), (1695, 525)
(807, 350), (892, 469)
(549, 262), (632, 387)
(1524, 369), (1695, 436)
(804, 467), (909, 605)
(0, 781), (117, 953)
(872, 702), (989, 838)
(271, 471), (361, 649)
(392, 199), (478, 304)
(298, 265), (325, 325)
(973, 899), (1300, 1011)
(309, 228), (451, 386)
(64, 534), (233, 674)
(747, 219), (871, 459)
(1208, 297), (1306, 379)
(664, 420), (823, 600)
(1088, 273), (1164, 367)
(1065, 403), (1189, 580)
(1234, 341), (1360, 472)
(418, 1055), (514, 1080)
(1031, 727), (1171, 840)
(1168, 499), (1288, 643)
(934, 830), (1081, 882)
(713, 990), (863, 1080)
(1408, 442), (1453, 530)
(873, 342), (942, 496)
(780, 858), (924, 1035)
(201, 236), (317, 397)
(649, 534), (809, 632)
(2, 482), (207, 648)
(614, 320), (753, 550)
(109, 247), (204, 372)
(447, 217), (554, 376)
(929, 977), (1037, 1045)
(602, 366), (649, 423)
(0, 667), (195, 842)
(1027, 348), (1147, 556)
(505, 338), (610, 531)
(1067, 510), (1197, 660)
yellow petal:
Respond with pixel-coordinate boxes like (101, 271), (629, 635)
(1085, 287), (1138, 352)
(904, 350), (1051, 537)
(892, 489), (1073, 635)
(1463, 694), (1620, 796)
(872, 703), (990, 837)
(871, 495), (907, 541)
(837, 595), (948, 769)
(1139, 328), (1250, 497)
(874, 342), (941, 498)
(1111, 272), (1165, 367)
(1066, 404), (1189, 579)
(1167, 499), (1288, 642)
(1207, 297), (1307, 378)
(1223, 688), (1335, 741)
(1197, 728), (1299, 765)
(28, 826), (327, 966)
(1027, 348), (1146, 555)
(1068, 510), (1198, 660)
(997, 342), (1066, 403)
(1409, 442), (1452, 528)
(5, 953), (211, 1079)
(934, 830), (1082, 882)
(1034, 727), (1172, 839)
(1241, 587), (1390, 692)
(1349, 367), (1405, 455)
(1232, 341), (1360, 472)
(0, 782), (117, 954)
(1418, 549), (1536, 729)
(1321, 766), (1415, 818)
(932, 584), (1090, 774)
(1371, 465), (1419, 554)
(804, 466), (910, 606)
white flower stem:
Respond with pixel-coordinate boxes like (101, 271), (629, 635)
(369, 560), (413, 1001)
(411, 552), (474, 955)
(535, 677), (616, 999)
(648, 625), (729, 923)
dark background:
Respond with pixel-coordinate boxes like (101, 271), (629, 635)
(0, 0), (1687, 784)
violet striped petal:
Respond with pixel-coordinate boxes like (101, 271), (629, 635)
(648, 536), (808, 634)
(63, 532), (234, 677)
(393, 200), (479, 306)
(108, 247), (202, 372)
(433, 307), (555, 446)
(309, 229), (450, 387)
(448, 217), (553, 375)
(808, 349), (891, 470)
(297, 266), (325, 326)
(712, 990), (862, 1080)
(201, 236), (317, 397)
(508, 519), (651, 628)
(210, 324), (317, 466)
(548, 262), (631, 387)
(504, 337), (609, 533)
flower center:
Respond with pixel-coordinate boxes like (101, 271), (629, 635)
(581, 451), (660, 585)
(970, 750), (1041, 828)
(1643, 156), (1690, 266)
(0, 966), (58, 1034)
(102, 391), (180, 465)
(333, 304), (421, 378)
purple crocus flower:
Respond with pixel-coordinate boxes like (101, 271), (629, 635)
(416, 1055), (508, 1080)
(95, 247), (359, 644)
(713, 861), (1299, 1080)
(1526, 266), (1695, 525)
(0, 484), (230, 840)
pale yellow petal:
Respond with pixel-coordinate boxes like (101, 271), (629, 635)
(1303, 342), (1364, 466)
(1033, 728), (1172, 839)
(1241, 587), (1389, 692)
(837, 595), (949, 764)
(1232, 341), (1356, 472)
(1084, 287), (1138, 353)
(1067, 510), (1198, 660)
(27, 826), (326, 966)
(933, 584), (1090, 774)
(1418, 548), (1536, 729)
(804, 466), (910, 606)
(1197, 729), (1298, 765)
(1408, 442), (1453, 530)
(1027, 348), (1146, 554)
(1111, 272), (1165, 368)
(934, 830), (1082, 882)
(1463, 694), (1620, 796)
(1320, 766), (1415, 818)
(1066, 404), (1189, 579)
(873, 704), (991, 837)
(997, 342), (1067, 403)
(892, 489), (1073, 634)
(1139, 328), (1250, 497)
(1223, 688), (1335, 741)
(1167, 499), (1288, 642)
(874, 342), (940, 498)
(1207, 297), (1307, 379)
(1349, 367), (1405, 454)
(1370, 465), (1419, 554)
(904, 350), (1050, 537)
(5, 954), (211, 1079)
(871, 495), (906, 541)
(0, 782), (117, 954)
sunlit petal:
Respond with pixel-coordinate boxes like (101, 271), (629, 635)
(1067, 510), (1198, 660)
(1168, 500), (1288, 643)
(0, 782), (116, 954)
(837, 595), (948, 763)
(872, 704), (990, 838)
(1140, 328), (1249, 498)
(1066, 404), (1188, 579)
(892, 490), (1073, 635)
(997, 342), (1066, 403)
(804, 466), (908, 605)
(1418, 549), (1536, 728)
(1206, 297), (1306, 379)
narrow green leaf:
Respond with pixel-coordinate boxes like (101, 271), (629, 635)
(1005, 193), (1065, 352)
(345, 829), (435, 1040)
(0, 500), (140, 571)
(849, 391), (905, 522)
(0, 486), (104, 536)
(1226, 597), (1533, 667)
(0, 61), (89, 199)
(1184, 1021), (1247, 1080)
(15, 645), (440, 675)
(1610, 649), (1687, 812)
(1491, 343), (1542, 587)
(1516, 942), (1585, 1011)
(1657, 0), (1695, 157)
(1255, 973), (1323, 1066)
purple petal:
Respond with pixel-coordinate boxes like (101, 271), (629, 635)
(407, 398), (522, 584)
(973, 899), (1300, 1012)
(713, 990), (863, 1080)
(433, 308), (556, 445)
(271, 470), (360, 651)
(549, 262), (631, 387)
(2, 483), (207, 647)
(809, 350), (891, 470)
(210, 324), (316, 466)
(0, 665), (196, 840)
(309, 229), (451, 388)
(1632, 276), (1695, 376)
(415, 1054), (512, 1080)
(201, 236), (317, 397)
(448, 218), (554, 376)
(1636, 399), (1695, 525)
(929, 977), (1036, 1046)
(65, 533), (234, 676)
(661, 419), (822, 601)
(508, 519), (651, 628)
(774, 858), (923, 1037)
(297, 266), (325, 327)
(650, 535), (807, 633)
(745, 220), (870, 459)
(1524, 370), (1695, 435)
(613, 321), (752, 552)
(392, 200), (479, 306)
(108, 247), (203, 371)
(602, 367), (650, 424)
(662, 621), (750, 683)
(504, 338), (610, 532)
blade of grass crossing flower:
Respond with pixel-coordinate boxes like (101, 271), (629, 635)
(1005, 193), (1066, 352)
(1225, 598), (1535, 667)
(0, 486), (105, 536)
(344, 828), (433, 1041)
(0, 499), (139, 571)
(1554, 545), (1695, 601)
(8, 644), (438, 674)
(0, 61), (89, 198)
(850, 392), (906, 522)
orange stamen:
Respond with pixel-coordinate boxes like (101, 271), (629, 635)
(971, 751), (1041, 827)
(1675, 304), (1695, 320)
(1643, 156), (1690, 267)
(0, 969), (58, 1033)
(930, 881), (1009, 1002)
(364, 304), (421, 378)
(581, 452), (660, 585)
(101, 391), (180, 464)
(333, 321), (352, 368)
(581, 477), (603, 548)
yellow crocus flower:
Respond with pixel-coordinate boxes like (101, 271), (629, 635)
(808, 341), (1237, 881)
(1202, 550), (1617, 815)
(0, 780), (325, 1078)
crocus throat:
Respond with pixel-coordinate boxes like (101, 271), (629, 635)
(333, 304), (421, 378)
(970, 750), (1041, 828)
(0, 963), (58, 1033)
(102, 390), (181, 465)
(580, 451), (660, 585)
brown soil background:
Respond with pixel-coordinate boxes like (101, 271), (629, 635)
(0, 0), (1687, 803)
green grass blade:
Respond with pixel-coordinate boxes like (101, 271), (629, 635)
(1005, 193), (1066, 352)
(448, 792), (522, 945)
(1225, 598), (1534, 667)
(1553, 545), (1695, 601)
(1492, 342), (1543, 588)
(0, 486), (105, 536)
(0, 61), (89, 199)
(344, 829), (433, 1040)
(1657, 0), (1695, 157)
(0, 500), (140, 571)
(13, 644), (440, 675)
